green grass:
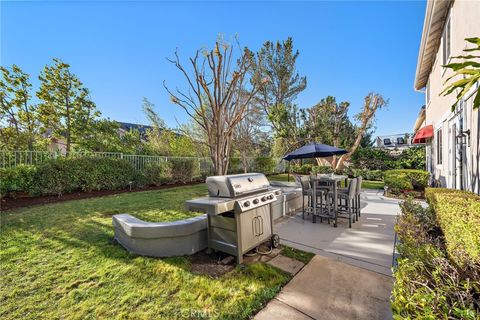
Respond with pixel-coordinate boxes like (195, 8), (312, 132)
(0, 184), (290, 319)
(281, 246), (315, 264)
(269, 174), (385, 189)
(360, 180), (385, 190)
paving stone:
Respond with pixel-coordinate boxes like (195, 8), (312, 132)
(267, 255), (305, 275)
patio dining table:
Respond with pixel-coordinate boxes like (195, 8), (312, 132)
(310, 174), (348, 227)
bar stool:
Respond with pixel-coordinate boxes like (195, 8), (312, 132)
(355, 176), (363, 221)
(334, 178), (357, 228)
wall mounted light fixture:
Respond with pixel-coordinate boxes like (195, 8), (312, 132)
(456, 129), (470, 147)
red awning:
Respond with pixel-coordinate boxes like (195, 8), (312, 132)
(412, 125), (433, 144)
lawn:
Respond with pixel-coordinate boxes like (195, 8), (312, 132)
(269, 174), (385, 189)
(0, 184), (290, 319)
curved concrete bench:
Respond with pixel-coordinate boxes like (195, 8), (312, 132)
(113, 214), (207, 257)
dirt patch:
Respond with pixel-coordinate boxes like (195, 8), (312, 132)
(188, 251), (236, 278)
(0, 181), (202, 212)
(188, 244), (283, 278)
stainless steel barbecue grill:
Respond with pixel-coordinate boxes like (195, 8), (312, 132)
(185, 173), (281, 263)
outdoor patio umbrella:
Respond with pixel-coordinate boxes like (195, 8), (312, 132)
(283, 143), (347, 161)
(282, 143), (348, 181)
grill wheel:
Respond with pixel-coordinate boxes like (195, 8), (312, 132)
(271, 234), (280, 248)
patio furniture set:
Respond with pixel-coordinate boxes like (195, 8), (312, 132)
(296, 174), (362, 228)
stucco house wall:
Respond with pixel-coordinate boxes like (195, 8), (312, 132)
(416, 0), (480, 193)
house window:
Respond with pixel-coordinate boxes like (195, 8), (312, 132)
(442, 16), (451, 66)
(436, 128), (443, 164)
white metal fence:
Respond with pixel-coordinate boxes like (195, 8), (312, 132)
(0, 150), (287, 175)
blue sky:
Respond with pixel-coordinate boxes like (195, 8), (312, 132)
(2, 0), (426, 137)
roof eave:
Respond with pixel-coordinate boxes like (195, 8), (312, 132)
(414, 0), (452, 91)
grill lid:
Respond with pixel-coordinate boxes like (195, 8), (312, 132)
(206, 173), (270, 198)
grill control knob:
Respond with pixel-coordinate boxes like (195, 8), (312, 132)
(268, 194), (274, 200)
(261, 196), (267, 202)
(243, 201), (250, 207)
(253, 198), (259, 204)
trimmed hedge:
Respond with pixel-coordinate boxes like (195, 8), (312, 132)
(0, 157), (207, 198)
(142, 161), (172, 186)
(34, 157), (136, 195)
(392, 195), (480, 319)
(384, 169), (429, 194)
(425, 188), (480, 267)
(0, 165), (37, 197)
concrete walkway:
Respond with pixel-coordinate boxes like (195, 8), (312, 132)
(256, 255), (393, 320)
(255, 189), (400, 320)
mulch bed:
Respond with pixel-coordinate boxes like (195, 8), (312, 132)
(0, 181), (203, 212)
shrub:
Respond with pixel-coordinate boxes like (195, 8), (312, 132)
(351, 147), (396, 170)
(0, 165), (37, 197)
(384, 169), (429, 194)
(311, 166), (334, 175)
(291, 163), (313, 174)
(396, 146), (426, 170)
(142, 161), (173, 186)
(227, 158), (243, 174)
(344, 168), (383, 181)
(392, 197), (480, 319)
(170, 158), (200, 184)
(33, 157), (136, 195)
(253, 157), (276, 175)
(291, 164), (333, 175)
(425, 188), (480, 267)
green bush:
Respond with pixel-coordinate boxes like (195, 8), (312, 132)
(291, 163), (313, 174)
(384, 169), (429, 194)
(170, 158), (200, 184)
(344, 168), (383, 181)
(227, 158), (243, 174)
(311, 166), (334, 175)
(253, 157), (276, 175)
(142, 161), (172, 186)
(33, 157), (136, 195)
(392, 197), (479, 319)
(351, 146), (426, 171)
(291, 164), (334, 175)
(0, 165), (37, 197)
(425, 188), (480, 267)
(396, 146), (426, 170)
(351, 147), (396, 170)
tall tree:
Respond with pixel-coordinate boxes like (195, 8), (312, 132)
(301, 96), (352, 148)
(254, 37), (307, 134)
(37, 58), (100, 155)
(0, 65), (39, 150)
(335, 92), (388, 170)
(233, 102), (265, 172)
(164, 38), (260, 175)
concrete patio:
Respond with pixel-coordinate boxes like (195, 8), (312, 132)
(276, 189), (400, 276)
(256, 189), (400, 320)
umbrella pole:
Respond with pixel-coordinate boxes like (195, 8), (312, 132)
(288, 161), (290, 182)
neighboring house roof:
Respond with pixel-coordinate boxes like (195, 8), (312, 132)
(117, 122), (153, 136)
(413, 105), (426, 132)
(414, 0), (452, 90)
